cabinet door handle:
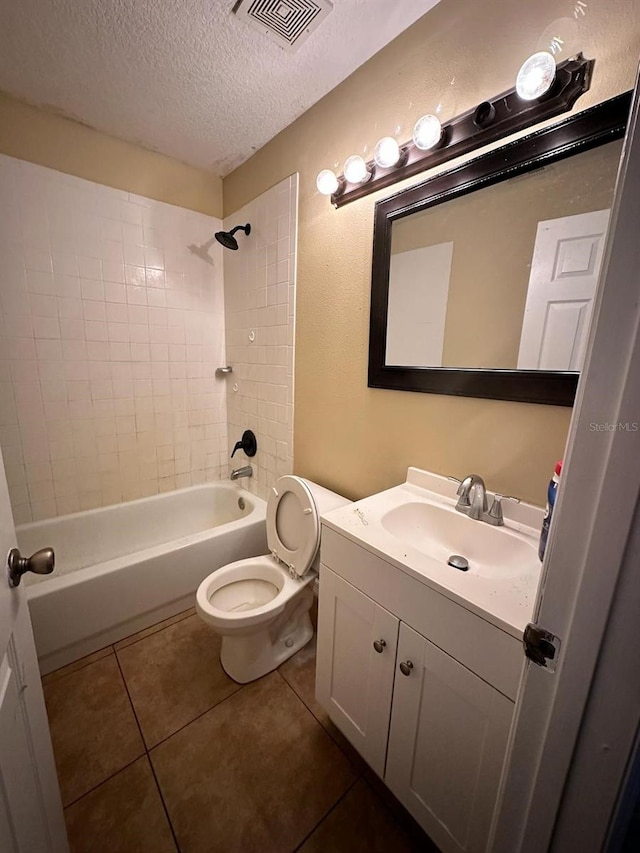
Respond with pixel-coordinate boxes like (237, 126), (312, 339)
(399, 660), (414, 676)
(373, 639), (386, 654)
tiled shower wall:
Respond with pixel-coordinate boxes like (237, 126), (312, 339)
(223, 175), (297, 501)
(0, 154), (228, 523)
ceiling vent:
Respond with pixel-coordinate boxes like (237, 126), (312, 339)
(234, 0), (333, 52)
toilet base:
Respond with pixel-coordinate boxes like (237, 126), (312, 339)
(219, 587), (314, 684)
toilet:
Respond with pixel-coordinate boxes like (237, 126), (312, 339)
(196, 475), (351, 683)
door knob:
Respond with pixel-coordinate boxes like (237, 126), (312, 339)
(373, 639), (386, 654)
(7, 547), (55, 588)
(399, 660), (414, 676)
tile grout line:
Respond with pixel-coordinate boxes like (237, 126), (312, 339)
(42, 608), (196, 686)
(113, 649), (183, 853)
(291, 776), (360, 853)
(276, 668), (364, 770)
(62, 755), (144, 811)
(42, 646), (115, 685)
(113, 609), (196, 653)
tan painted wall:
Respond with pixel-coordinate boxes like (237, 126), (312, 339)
(390, 140), (621, 369)
(0, 91), (222, 217)
(223, 0), (640, 506)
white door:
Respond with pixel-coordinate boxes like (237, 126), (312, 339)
(0, 455), (68, 852)
(386, 623), (513, 853)
(315, 566), (399, 776)
(517, 209), (610, 370)
(491, 72), (640, 853)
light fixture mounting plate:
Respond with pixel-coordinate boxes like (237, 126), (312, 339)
(332, 53), (595, 208)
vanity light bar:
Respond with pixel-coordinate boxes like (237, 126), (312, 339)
(329, 53), (594, 209)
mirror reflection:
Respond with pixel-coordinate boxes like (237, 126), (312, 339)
(386, 139), (622, 371)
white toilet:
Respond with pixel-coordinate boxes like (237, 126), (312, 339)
(196, 475), (350, 683)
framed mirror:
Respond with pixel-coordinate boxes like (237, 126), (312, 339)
(368, 93), (631, 406)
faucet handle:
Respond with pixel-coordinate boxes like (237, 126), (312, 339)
(488, 493), (520, 525)
(494, 493), (520, 505)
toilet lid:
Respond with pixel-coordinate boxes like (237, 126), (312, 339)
(266, 476), (319, 577)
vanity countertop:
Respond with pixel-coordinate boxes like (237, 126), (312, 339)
(321, 468), (544, 640)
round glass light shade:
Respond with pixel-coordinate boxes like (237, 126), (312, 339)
(343, 155), (370, 184)
(516, 51), (556, 101)
(412, 114), (443, 151)
(373, 137), (401, 169)
(316, 169), (339, 196)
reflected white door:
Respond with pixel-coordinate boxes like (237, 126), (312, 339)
(386, 242), (454, 366)
(517, 209), (610, 370)
(0, 455), (68, 852)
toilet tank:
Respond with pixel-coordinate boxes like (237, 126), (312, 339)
(300, 479), (352, 572)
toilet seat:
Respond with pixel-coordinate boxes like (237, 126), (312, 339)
(196, 555), (314, 631)
(267, 475), (319, 577)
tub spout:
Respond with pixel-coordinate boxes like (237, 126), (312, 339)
(231, 465), (253, 481)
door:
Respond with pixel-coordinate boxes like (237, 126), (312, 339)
(386, 623), (513, 853)
(517, 209), (610, 370)
(491, 69), (640, 853)
(315, 566), (399, 776)
(0, 454), (68, 851)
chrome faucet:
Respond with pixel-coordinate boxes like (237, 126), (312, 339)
(449, 474), (520, 525)
(230, 465), (253, 481)
(455, 474), (488, 520)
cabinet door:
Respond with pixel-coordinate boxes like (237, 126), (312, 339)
(316, 566), (399, 776)
(386, 623), (514, 853)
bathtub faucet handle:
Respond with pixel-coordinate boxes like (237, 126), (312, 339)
(7, 546), (55, 588)
(231, 429), (258, 458)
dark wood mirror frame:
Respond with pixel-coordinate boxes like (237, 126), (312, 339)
(368, 92), (631, 407)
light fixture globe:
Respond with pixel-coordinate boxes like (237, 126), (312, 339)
(316, 169), (339, 196)
(373, 137), (401, 169)
(412, 114), (443, 151)
(516, 51), (556, 101)
(343, 155), (370, 184)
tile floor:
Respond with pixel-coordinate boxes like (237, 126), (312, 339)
(43, 608), (436, 853)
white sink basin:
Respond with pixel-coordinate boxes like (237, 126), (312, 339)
(320, 468), (544, 638)
(380, 500), (539, 578)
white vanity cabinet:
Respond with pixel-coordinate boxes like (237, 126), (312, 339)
(386, 622), (514, 853)
(315, 567), (399, 776)
(316, 526), (523, 853)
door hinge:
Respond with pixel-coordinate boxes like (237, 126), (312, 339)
(523, 623), (560, 670)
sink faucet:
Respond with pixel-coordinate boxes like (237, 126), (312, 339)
(230, 465), (253, 481)
(455, 474), (488, 520)
(449, 474), (520, 525)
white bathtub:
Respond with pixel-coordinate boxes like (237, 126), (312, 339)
(20, 483), (267, 674)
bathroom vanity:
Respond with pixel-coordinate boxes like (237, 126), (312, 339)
(315, 468), (543, 853)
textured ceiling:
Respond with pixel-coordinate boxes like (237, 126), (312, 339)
(0, 0), (441, 176)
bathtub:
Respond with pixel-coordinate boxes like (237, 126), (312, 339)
(20, 483), (267, 674)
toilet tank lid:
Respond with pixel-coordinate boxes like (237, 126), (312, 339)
(298, 478), (352, 515)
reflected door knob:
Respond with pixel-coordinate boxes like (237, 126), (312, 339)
(373, 639), (386, 654)
(399, 660), (414, 676)
(7, 547), (55, 588)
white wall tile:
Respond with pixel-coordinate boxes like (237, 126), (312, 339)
(0, 153), (228, 521)
(224, 174), (298, 502)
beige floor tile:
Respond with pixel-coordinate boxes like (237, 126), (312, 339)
(114, 607), (196, 651)
(42, 645), (114, 686)
(43, 655), (145, 806)
(64, 757), (176, 853)
(298, 778), (433, 853)
(116, 614), (240, 748)
(151, 671), (357, 853)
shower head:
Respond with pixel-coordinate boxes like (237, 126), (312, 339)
(214, 223), (251, 250)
